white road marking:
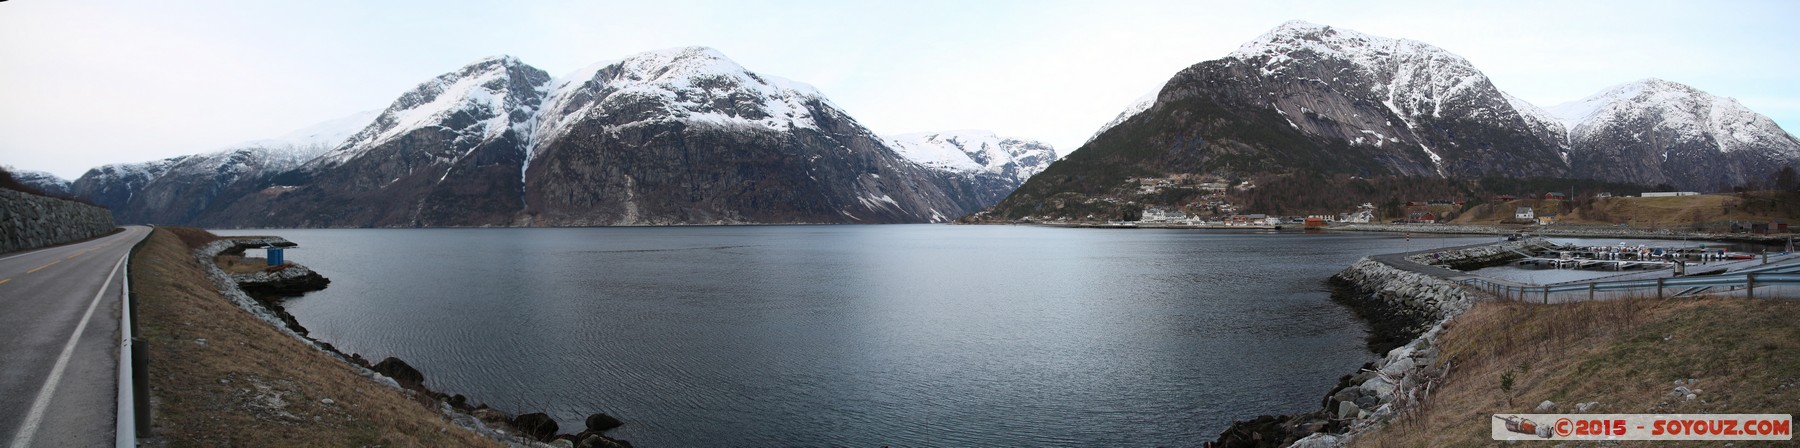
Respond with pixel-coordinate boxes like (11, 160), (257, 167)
(8, 253), (126, 448)
(0, 230), (121, 263)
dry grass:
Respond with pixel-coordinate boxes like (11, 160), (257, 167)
(214, 254), (277, 274)
(1450, 199), (1569, 225)
(160, 226), (220, 249)
(1355, 296), (1800, 447)
(132, 228), (501, 447)
(1571, 195), (1746, 227)
(1452, 194), (1800, 228)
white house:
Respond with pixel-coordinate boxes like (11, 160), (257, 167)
(1515, 207), (1535, 220)
(1140, 207), (1187, 223)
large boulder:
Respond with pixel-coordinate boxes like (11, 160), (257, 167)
(371, 357), (425, 389)
(586, 412), (624, 432)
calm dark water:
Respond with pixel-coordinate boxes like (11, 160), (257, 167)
(215, 226), (1489, 446)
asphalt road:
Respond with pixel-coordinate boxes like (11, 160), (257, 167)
(0, 226), (149, 448)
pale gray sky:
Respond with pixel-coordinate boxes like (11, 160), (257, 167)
(4, 0), (1797, 179)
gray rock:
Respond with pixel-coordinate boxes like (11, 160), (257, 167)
(551, 439), (575, 448)
(1576, 401), (1599, 412)
(1379, 357), (1417, 378)
(1535, 400), (1556, 412)
(1338, 400), (1360, 419)
(1673, 386), (1692, 396)
(372, 357), (426, 389)
(0, 189), (114, 254)
(319, 398), (334, 405)
(1361, 377), (1397, 401)
(1290, 432), (1347, 448)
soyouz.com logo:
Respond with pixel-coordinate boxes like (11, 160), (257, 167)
(1493, 414), (1791, 441)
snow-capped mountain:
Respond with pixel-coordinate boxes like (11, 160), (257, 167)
(69, 110), (380, 224)
(240, 109), (380, 168)
(1504, 92), (1570, 154)
(195, 56), (561, 227)
(1217, 20), (1568, 178)
(1548, 78), (1800, 190)
(1087, 90), (1159, 145)
(887, 130), (1057, 182)
(991, 20), (1797, 221)
(317, 56), (549, 170)
(70, 158), (184, 216)
(111, 47), (996, 227)
(530, 47), (828, 153)
(4, 167), (73, 196)
(520, 47), (986, 225)
(885, 130), (1058, 209)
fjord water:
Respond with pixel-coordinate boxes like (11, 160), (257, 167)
(217, 226), (1490, 445)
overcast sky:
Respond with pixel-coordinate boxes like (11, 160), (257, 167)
(4, 0), (1797, 179)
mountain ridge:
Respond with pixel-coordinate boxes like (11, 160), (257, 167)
(63, 47), (1044, 227)
(986, 21), (1799, 221)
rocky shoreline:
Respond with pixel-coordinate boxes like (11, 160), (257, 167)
(1207, 238), (1551, 447)
(1337, 223), (1793, 244)
(196, 236), (630, 447)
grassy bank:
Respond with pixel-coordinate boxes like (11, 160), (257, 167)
(1354, 296), (1800, 447)
(132, 227), (500, 447)
(1451, 192), (1800, 230)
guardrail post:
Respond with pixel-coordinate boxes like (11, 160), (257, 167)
(1657, 278), (1665, 300)
(1543, 287), (1550, 304)
(1589, 282), (1596, 302)
(1747, 274), (1756, 300)
(132, 337), (150, 433)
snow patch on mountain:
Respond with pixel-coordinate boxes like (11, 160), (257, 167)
(886, 130), (1058, 181)
(224, 109), (381, 168)
(532, 47), (829, 154)
(1087, 89), (1159, 144)
(323, 56), (550, 167)
(1231, 20), (1498, 129)
(1549, 78), (1800, 155)
(4, 166), (72, 195)
(1505, 93), (1564, 132)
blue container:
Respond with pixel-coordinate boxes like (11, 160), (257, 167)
(266, 247), (284, 266)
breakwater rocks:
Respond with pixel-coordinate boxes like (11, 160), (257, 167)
(0, 188), (114, 253)
(1403, 236), (1553, 271)
(233, 265), (331, 297)
(1210, 240), (1540, 447)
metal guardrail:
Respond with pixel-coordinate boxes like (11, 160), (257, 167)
(117, 229), (150, 447)
(1461, 272), (1800, 302)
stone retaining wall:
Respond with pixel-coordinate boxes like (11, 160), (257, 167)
(0, 188), (115, 253)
